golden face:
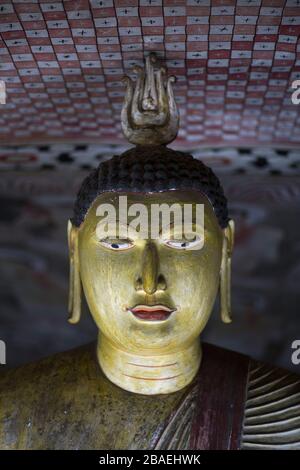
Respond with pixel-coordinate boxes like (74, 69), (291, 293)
(76, 190), (224, 355)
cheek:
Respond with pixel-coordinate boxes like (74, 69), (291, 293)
(79, 247), (137, 330)
(161, 244), (222, 316)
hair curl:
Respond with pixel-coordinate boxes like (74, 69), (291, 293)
(72, 146), (229, 229)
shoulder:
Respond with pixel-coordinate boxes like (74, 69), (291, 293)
(242, 359), (300, 449)
(0, 342), (188, 450)
(0, 342), (100, 449)
(0, 342), (98, 393)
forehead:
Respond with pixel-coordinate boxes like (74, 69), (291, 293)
(80, 190), (221, 232)
(88, 189), (214, 206)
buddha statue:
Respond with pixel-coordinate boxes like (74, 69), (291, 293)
(1, 54), (299, 450)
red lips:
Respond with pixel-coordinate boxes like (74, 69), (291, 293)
(129, 305), (175, 321)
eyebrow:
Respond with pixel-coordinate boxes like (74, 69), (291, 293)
(159, 221), (203, 230)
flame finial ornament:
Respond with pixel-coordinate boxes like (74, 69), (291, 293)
(121, 53), (179, 146)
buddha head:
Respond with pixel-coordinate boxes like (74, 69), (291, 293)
(67, 55), (234, 395)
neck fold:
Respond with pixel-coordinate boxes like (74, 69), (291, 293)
(97, 335), (202, 395)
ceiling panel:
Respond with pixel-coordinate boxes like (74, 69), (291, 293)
(0, 0), (300, 147)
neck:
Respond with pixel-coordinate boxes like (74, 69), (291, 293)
(97, 335), (202, 395)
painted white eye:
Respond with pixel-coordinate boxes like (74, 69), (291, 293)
(164, 235), (204, 250)
(99, 239), (134, 251)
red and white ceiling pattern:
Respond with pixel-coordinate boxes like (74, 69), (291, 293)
(0, 0), (300, 148)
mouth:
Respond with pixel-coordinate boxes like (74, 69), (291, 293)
(128, 304), (176, 322)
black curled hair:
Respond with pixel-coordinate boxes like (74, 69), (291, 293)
(72, 146), (229, 229)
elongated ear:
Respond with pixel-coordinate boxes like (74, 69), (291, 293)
(67, 220), (81, 324)
(220, 219), (235, 324)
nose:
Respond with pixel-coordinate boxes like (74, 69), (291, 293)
(142, 242), (158, 295)
(135, 242), (166, 294)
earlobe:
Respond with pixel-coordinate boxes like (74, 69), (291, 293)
(226, 219), (235, 253)
(67, 220), (81, 324)
(220, 219), (235, 324)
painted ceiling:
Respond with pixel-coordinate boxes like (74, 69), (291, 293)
(0, 0), (300, 149)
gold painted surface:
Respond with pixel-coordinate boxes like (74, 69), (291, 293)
(0, 343), (189, 450)
(69, 191), (234, 395)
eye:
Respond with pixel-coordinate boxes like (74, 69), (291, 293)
(164, 234), (204, 250)
(99, 238), (134, 251)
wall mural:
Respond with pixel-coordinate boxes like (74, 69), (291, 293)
(0, 143), (299, 173)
